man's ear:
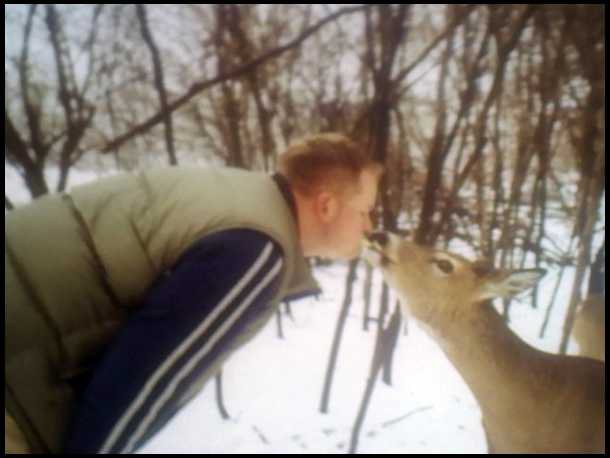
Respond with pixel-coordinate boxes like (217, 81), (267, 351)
(315, 191), (339, 223)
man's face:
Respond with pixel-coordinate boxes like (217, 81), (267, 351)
(319, 167), (380, 260)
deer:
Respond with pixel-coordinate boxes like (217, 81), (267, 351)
(572, 294), (605, 362)
(362, 231), (605, 453)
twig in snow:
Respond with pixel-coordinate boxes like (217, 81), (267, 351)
(252, 425), (270, 445)
(381, 405), (433, 428)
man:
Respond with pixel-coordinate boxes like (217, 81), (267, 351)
(5, 133), (382, 453)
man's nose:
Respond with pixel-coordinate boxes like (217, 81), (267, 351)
(365, 231), (388, 246)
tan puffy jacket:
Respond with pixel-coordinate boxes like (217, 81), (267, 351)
(5, 166), (318, 452)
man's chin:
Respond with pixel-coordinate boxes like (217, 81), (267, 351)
(342, 246), (362, 261)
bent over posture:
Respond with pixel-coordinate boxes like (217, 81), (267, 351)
(5, 133), (382, 453)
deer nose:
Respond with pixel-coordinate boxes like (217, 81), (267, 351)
(366, 231), (388, 246)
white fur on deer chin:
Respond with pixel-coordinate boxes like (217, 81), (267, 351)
(361, 246), (382, 267)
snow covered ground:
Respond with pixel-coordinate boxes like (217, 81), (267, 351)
(137, 262), (580, 454)
(5, 165), (588, 453)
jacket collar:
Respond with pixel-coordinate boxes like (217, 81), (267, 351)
(271, 173), (298, 225)
(271, 173), (321, 300)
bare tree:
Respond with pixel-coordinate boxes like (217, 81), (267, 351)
(558, 4), (604, 354)
(6, 5), (99, 198)
(347, 6), (410, 453)
(136, 5), (177, 165)
(99, 5), (367, 155)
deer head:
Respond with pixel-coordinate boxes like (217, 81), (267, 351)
(362, 231), (546, 326)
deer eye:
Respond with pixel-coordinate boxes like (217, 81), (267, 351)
(431, 258), (454, 274)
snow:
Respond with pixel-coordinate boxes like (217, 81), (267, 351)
(4, 163), (119, 206)
(5, 164), (587, 453)
(136, 261), (579, 454)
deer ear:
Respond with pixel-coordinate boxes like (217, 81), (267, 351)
(477, 268), (546, 300)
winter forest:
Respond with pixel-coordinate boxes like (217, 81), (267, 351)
(5, 4), (605, 453)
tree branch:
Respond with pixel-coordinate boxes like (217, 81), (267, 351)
(100, 5), (368, 153)
(391, 5), (476, 90)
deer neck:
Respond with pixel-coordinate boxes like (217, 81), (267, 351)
(415, 300), (540, 415)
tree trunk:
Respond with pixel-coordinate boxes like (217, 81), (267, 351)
(136, 4), (177, 166)
(276, 310), (284, 340)
(214, 371), (230, 420)
(362, 263), (373, 331)
(319, 259), (358, 414)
